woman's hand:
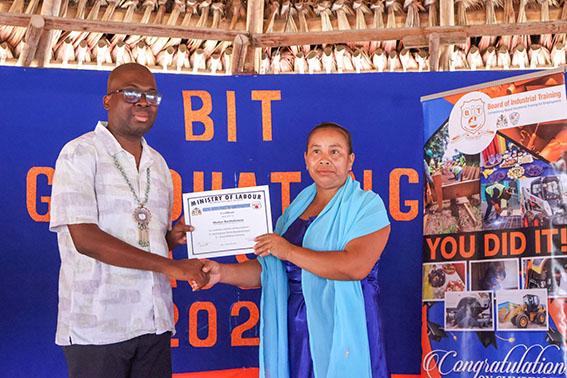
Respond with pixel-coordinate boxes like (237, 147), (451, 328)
(254, 233), (295, 261)
(200, 259), (262, 289)
(200, 259), (221, 289)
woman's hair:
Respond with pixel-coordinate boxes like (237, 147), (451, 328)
(306, 122), (353, 154)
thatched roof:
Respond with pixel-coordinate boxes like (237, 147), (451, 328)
(1, 0), (567, 73)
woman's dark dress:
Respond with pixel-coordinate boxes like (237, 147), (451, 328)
(281, 217), (388, 378)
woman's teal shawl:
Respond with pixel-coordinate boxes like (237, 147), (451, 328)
(258, 177), (390, 378)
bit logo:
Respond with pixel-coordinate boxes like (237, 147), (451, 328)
(449, 91), (496, 155)
(460, 98), (486, 133)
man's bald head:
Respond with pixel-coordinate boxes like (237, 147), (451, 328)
(104, 63), (159, 140)
(107, 63), (156, 93)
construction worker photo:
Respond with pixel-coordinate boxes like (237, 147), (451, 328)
(484, 182), (514, 223)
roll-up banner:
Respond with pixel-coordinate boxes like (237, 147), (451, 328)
(421, 69), (567, 378)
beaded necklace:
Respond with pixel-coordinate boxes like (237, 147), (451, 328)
(112, 155), (152, 248)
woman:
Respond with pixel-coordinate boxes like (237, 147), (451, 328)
(201, 123), (391, 378)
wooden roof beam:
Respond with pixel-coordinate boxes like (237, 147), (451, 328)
(403, 33), (467, 48)
(252, 20), (567, 47)
(0, 12), (242, 40)
(1, 2), (567, 34)
(3, 13), (567, 55)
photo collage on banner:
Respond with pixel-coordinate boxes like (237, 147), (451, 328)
(421, 70), (567, 378)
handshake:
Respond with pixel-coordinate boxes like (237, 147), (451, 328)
(163, 219), (221, 290)
(164, 259), (218, 291)
(162, 218), (282, 291)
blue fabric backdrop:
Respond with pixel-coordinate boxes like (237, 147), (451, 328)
(0, 66), (521, 376)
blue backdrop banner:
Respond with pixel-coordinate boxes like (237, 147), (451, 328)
(0, 66), (524, 377)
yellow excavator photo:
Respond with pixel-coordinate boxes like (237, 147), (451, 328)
(500, 294), (547, 329)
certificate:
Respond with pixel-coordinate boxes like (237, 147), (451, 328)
(182, 186), (273, 258)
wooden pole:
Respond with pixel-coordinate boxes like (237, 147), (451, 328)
(438, 0), (454, 71)
(231, 33), (249, 74)
(245, 0), (263, 73)
(34, 0), (62, 66)
(439, 0), (454, 26)
(429, 32), (440, 71)
(17, 14), (44, 66)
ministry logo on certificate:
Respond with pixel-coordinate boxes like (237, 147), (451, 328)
(182, 186), (273, 259)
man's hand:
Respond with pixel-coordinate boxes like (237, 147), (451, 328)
(166, 259), (208, 290)
(166, 217), (193, 250)
(494, 203), (502, 214)
(200, 259), (222, 289)
(200, 259), (262, 290)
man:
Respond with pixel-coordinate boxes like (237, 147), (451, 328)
(484, 182), (512, 222)
(49, 63), (205, 377)
(451, 162), (463, 182)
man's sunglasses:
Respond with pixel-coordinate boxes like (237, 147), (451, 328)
(108, 88), (162, 106)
